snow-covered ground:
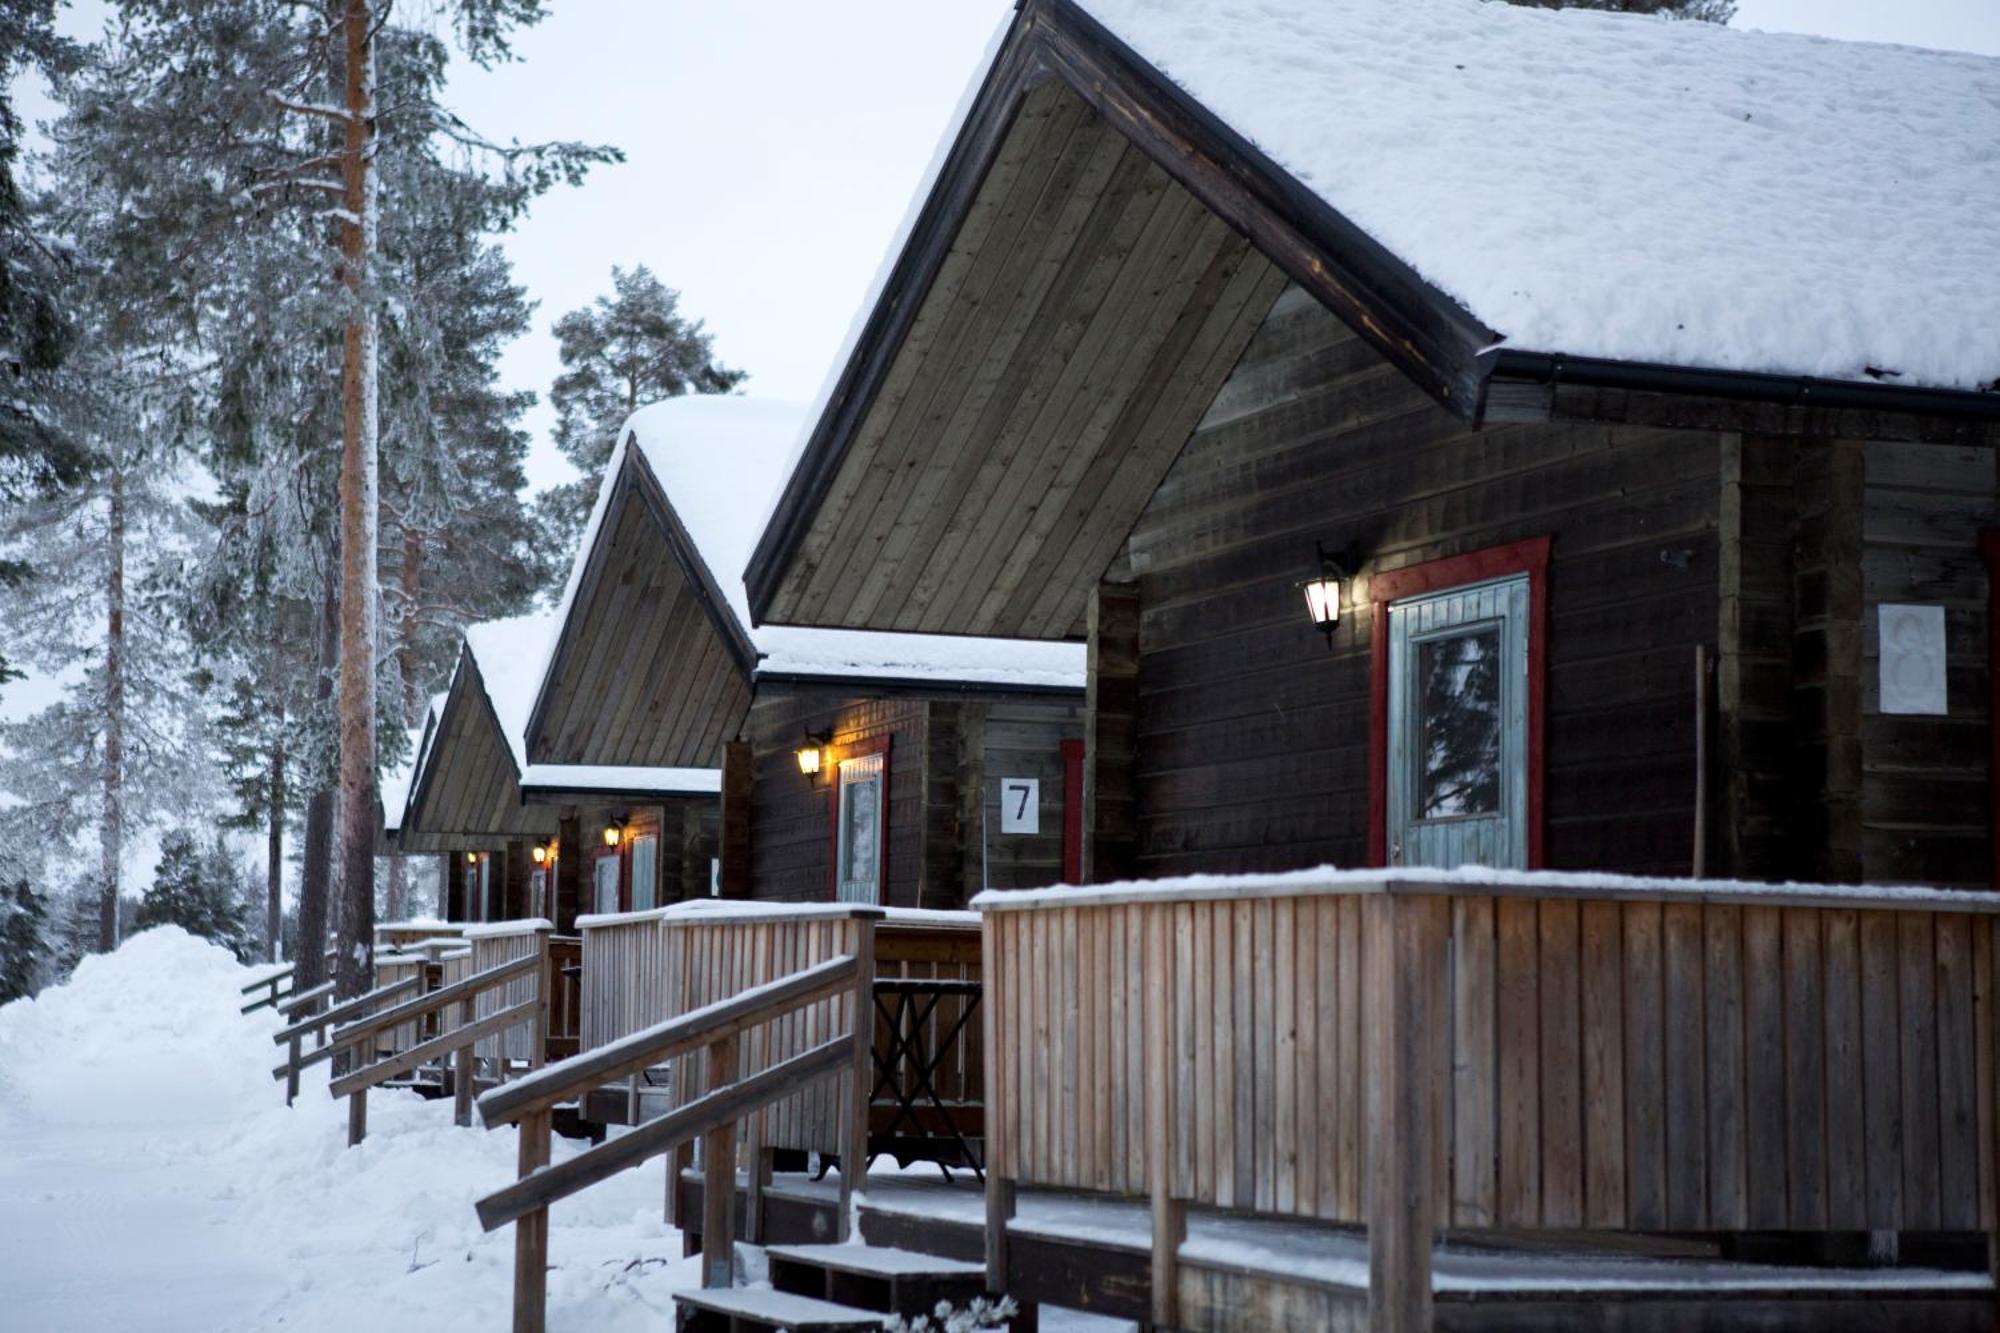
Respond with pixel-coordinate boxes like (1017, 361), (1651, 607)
(0, 928), (1127, 1332)
(0, 929), (707, 1331)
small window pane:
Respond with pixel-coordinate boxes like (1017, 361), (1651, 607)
(841, 776), (880, 888)
(593, 856), (620, 915)
(1417, 627), (1502, 818)
(630, 834), (658, 911)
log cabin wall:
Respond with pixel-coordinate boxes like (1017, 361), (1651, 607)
(1122, 283), (1723, 878)
(743, 684), (1085, 908)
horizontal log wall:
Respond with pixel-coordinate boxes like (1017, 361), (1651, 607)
(1123, 283), (1721, 877)
(982, 881), (2000, 1235)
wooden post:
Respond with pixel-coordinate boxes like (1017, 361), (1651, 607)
(1145, 905), (1183, 1329)
(719, 740), (753, 899)
(347, 1087), (367, 1147)
(513, 1108), (552, 1333)
(1083, 582), (1140, 885)
(838, 914), (878, 1241)
(701, 1031), (738, 1289)
(1693, 644), (1712, 878)
(983, 908), (1012, 1295)
(1364, 894), (1449, 1333)
(454, 996), (475, 1128)
(667, 1140), (694, 1227)
(286, 1033), (302, 1106)
(744, 1123), (770, 1245)
(555, 810), (582, 934)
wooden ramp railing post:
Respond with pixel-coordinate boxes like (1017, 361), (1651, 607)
(1364, 894), (1450, 1333)
(701, 1031), (738, 1288)
(454, 996), (475, 1128)
(513, 1109), (551, 1329)
(838, 916), (877, 1242)
(1146, 903), (1184, 1330)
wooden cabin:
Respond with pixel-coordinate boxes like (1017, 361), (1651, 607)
(529, 394), (1088, 912)
(744, 0), (2000, 892)
(395, 611), (722, 930)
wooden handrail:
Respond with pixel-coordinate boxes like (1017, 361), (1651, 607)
(240, 963), (296, 994)
(272, 975), (421, 1045)
(329, 1000), (540, 1100)
(269, 979), (335, 1017)
(475, 1036), (853, 1232)
(478, 953), (861, 1128)
(326, 953), (537, 1052)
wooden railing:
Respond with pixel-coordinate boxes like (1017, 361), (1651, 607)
(978, 872), (2000, 1333)
(269, 973), (422, 1103)
(578, 904), (982, 1157)
(240, 963), (299, 1014)
(321, 952), (543, 1146)
(473, 929), (877, 1333)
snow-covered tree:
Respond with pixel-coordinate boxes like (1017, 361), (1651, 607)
(1503, 0), (1736, 20)
(0, 877), (50, 1002)
(534, 266), (744, 558)
(135, 827), (250, 957)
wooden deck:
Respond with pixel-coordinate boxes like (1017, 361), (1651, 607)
(675, 1168), (1995, 1333)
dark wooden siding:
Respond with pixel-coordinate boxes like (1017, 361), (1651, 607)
(1124, 284), (1721, 878)
(1861, 441), (1997, 888)
(744, 686), (1084, 908)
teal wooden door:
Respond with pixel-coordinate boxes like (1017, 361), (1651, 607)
(1386, 576), (1529, 869)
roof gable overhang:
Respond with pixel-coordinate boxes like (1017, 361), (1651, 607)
(525, 445), (758, 771)
(399, 646), (558, 851)
(747, 0), (2000, 640)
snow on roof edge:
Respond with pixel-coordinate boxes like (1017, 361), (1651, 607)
(518, 763), (722, 796)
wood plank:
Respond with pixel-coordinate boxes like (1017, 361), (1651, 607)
(1173, 902), (1195, 1200)
(1314, 895), (1338, 1220)
(1539, 898), (1584, 1228)
(1579, 900), (1625, 1229)
(1336, 895), (1362, 1219)
(1702, 904), (1747, 1231)
(1622, 902), (1666, 1230)
(1662, 902), (1708, 1229)
(1899, 912), (1942, 1229)
(1234, 898), (1256, 1204)
(1274, 896), (1298, 1214)
(1741, 906), (1788, 1229)
(1452, 896), (1497, 1228)
(1253, 897), (1277, 1213)
(1781, 908), (1827, 1229)
(1858, 911), (1903, 1228)
(1294, 897), (1320, 1223)
(1935, 913), (1980, 1230)
(1193, 900), (1214, 1203)
(1976, 921), (1997, 1231)
(1496, 897), (1540, 1226)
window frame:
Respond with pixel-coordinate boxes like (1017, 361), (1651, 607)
(826, 734), (892, 903)
(1367, 535), (1550, 869)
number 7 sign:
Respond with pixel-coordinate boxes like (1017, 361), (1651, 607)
(999, 778), (1040, 835)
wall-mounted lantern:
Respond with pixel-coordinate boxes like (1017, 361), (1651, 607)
(795, 729), (832, 782)
(530, 844), (546, 866)
(602, 822), (623, 849)
(1297, 542), (1358, 649)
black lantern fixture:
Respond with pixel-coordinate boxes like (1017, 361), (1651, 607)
(1297, 542), (1357, 648)
(795, 729), (832, 783)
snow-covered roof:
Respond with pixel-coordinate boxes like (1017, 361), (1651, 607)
(458, 612), (722, 798)
(562, 394), (1085, 689)
(1078, 0), (2000, 391)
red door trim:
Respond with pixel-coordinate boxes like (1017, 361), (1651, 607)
(1982, 532), (2000, 888)
(826, 734), (892, 903)
(1366, 535), (1552, 869)
(1060, 738), (1086, 884)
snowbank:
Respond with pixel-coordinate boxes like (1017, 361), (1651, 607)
(0, 927), (694, 1331)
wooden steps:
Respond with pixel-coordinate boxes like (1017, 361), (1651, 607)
(672, 1286), (888, 1332)
(677, 1244), (1003, 1333)
(768, 1243), (988, 1314)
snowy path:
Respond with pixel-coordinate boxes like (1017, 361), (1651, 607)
(0, 929), (1127, 1332)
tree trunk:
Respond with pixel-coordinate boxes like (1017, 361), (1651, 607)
(385, 524), (422, 921)
(331, 0), (380, 1003)
(97, 463), (125, 953)
(265, 727), (287, 964)
(296, 562), (338, 992)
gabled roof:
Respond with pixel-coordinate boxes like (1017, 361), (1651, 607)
(527, 395), (1085, 765)
(745, 0), (2000, 635)
(1084, 0), (2000, 391)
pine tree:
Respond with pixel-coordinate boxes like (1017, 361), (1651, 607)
(0, 878), (49, 1002)
(1503, 0), (1736, 20)
(534, 266), (745, 558)
(135, 827), (250, 955)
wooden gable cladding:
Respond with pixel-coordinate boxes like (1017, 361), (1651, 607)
(528, 471), (753, 770)
(762, 77), (1288, 641)
(399, 650), (557, 853)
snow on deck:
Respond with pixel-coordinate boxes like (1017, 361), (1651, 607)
(549, 395), (1084, 689)
(1081, 0), (2000, 390)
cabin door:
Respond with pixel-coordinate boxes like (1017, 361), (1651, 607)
(591, 849), (622, 915)
(1386, 575), (1529, 869)
(834, 751), (886, 904)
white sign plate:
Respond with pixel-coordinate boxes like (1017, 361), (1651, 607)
(1879, 603), (1947, 715)
(999, 778), (1040, 835)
